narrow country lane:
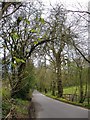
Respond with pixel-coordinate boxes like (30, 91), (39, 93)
(32, 90), (89, 118)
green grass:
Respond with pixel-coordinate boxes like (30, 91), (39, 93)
(2, 87), (12, 118)
(63, 85), (86, 95)
(63, 85), (90, 105)
(2, 87), (11, 99)
(2, 86), (32, 118)
(15, 98), (30, 118)
(63, 86), (78, 94)
(44, 85), (86, 96)
(42, 85), (90, 109)
(45, 93), (90, 109)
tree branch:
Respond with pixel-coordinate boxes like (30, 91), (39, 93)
(72, 40), (90, 63)
(1, 4), (22, 19)
(26, 38), (56, 59)
(67, 10), (90, 15)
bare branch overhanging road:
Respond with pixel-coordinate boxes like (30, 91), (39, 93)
(32, 90), (89, 118)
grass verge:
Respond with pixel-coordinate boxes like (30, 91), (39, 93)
(15, 98), (30, 118)
(44, 93), (90, 109)
(2, 87), (32, 119)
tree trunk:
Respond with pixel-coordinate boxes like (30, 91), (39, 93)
(2, 45), (8, 79)
(57, 79), (63, 97)
(52, 81), (56, 96)
(56, 52), (63, 97)
(79, 67), (84, 103)
(11, 62), (26, 98)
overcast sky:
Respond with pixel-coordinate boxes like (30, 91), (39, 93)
(0, 0), (89, 58)
(41, 0), (89, 11)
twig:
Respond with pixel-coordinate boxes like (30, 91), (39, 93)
(1, 4), (22, 20)
(67, 10), (90, 15)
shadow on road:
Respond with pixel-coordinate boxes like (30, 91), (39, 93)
(28, 90), (43, 118)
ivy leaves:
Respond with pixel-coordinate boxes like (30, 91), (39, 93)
(11, 57), (25, 68)
(24, 18), (30, 25)
(40, 17), (45, 24)
(13, 57), (25, 63)
(9, 16), (46, 69)
(11, 32), (20, 40)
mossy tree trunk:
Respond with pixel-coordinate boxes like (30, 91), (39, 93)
(56, 52), (63, 97)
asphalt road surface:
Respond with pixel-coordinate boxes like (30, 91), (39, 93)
(32, 90), (89, 118)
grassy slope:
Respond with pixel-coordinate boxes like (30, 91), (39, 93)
(43, 85), (90, 109)
(64, 86), (78, 94)
(2, 86), (31, 118)
(45, 93), (90, 109)
(15, 98), (30, 118)
(63, 85), (86, 95)
(63, 86), (90, 109)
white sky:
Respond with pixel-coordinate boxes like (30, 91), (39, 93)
(0, 0), (89, 58)
(41, 0), (89, 11)
(39, 0), (89, 66)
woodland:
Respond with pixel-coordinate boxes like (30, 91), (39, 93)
(0, 1), (90, 119)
